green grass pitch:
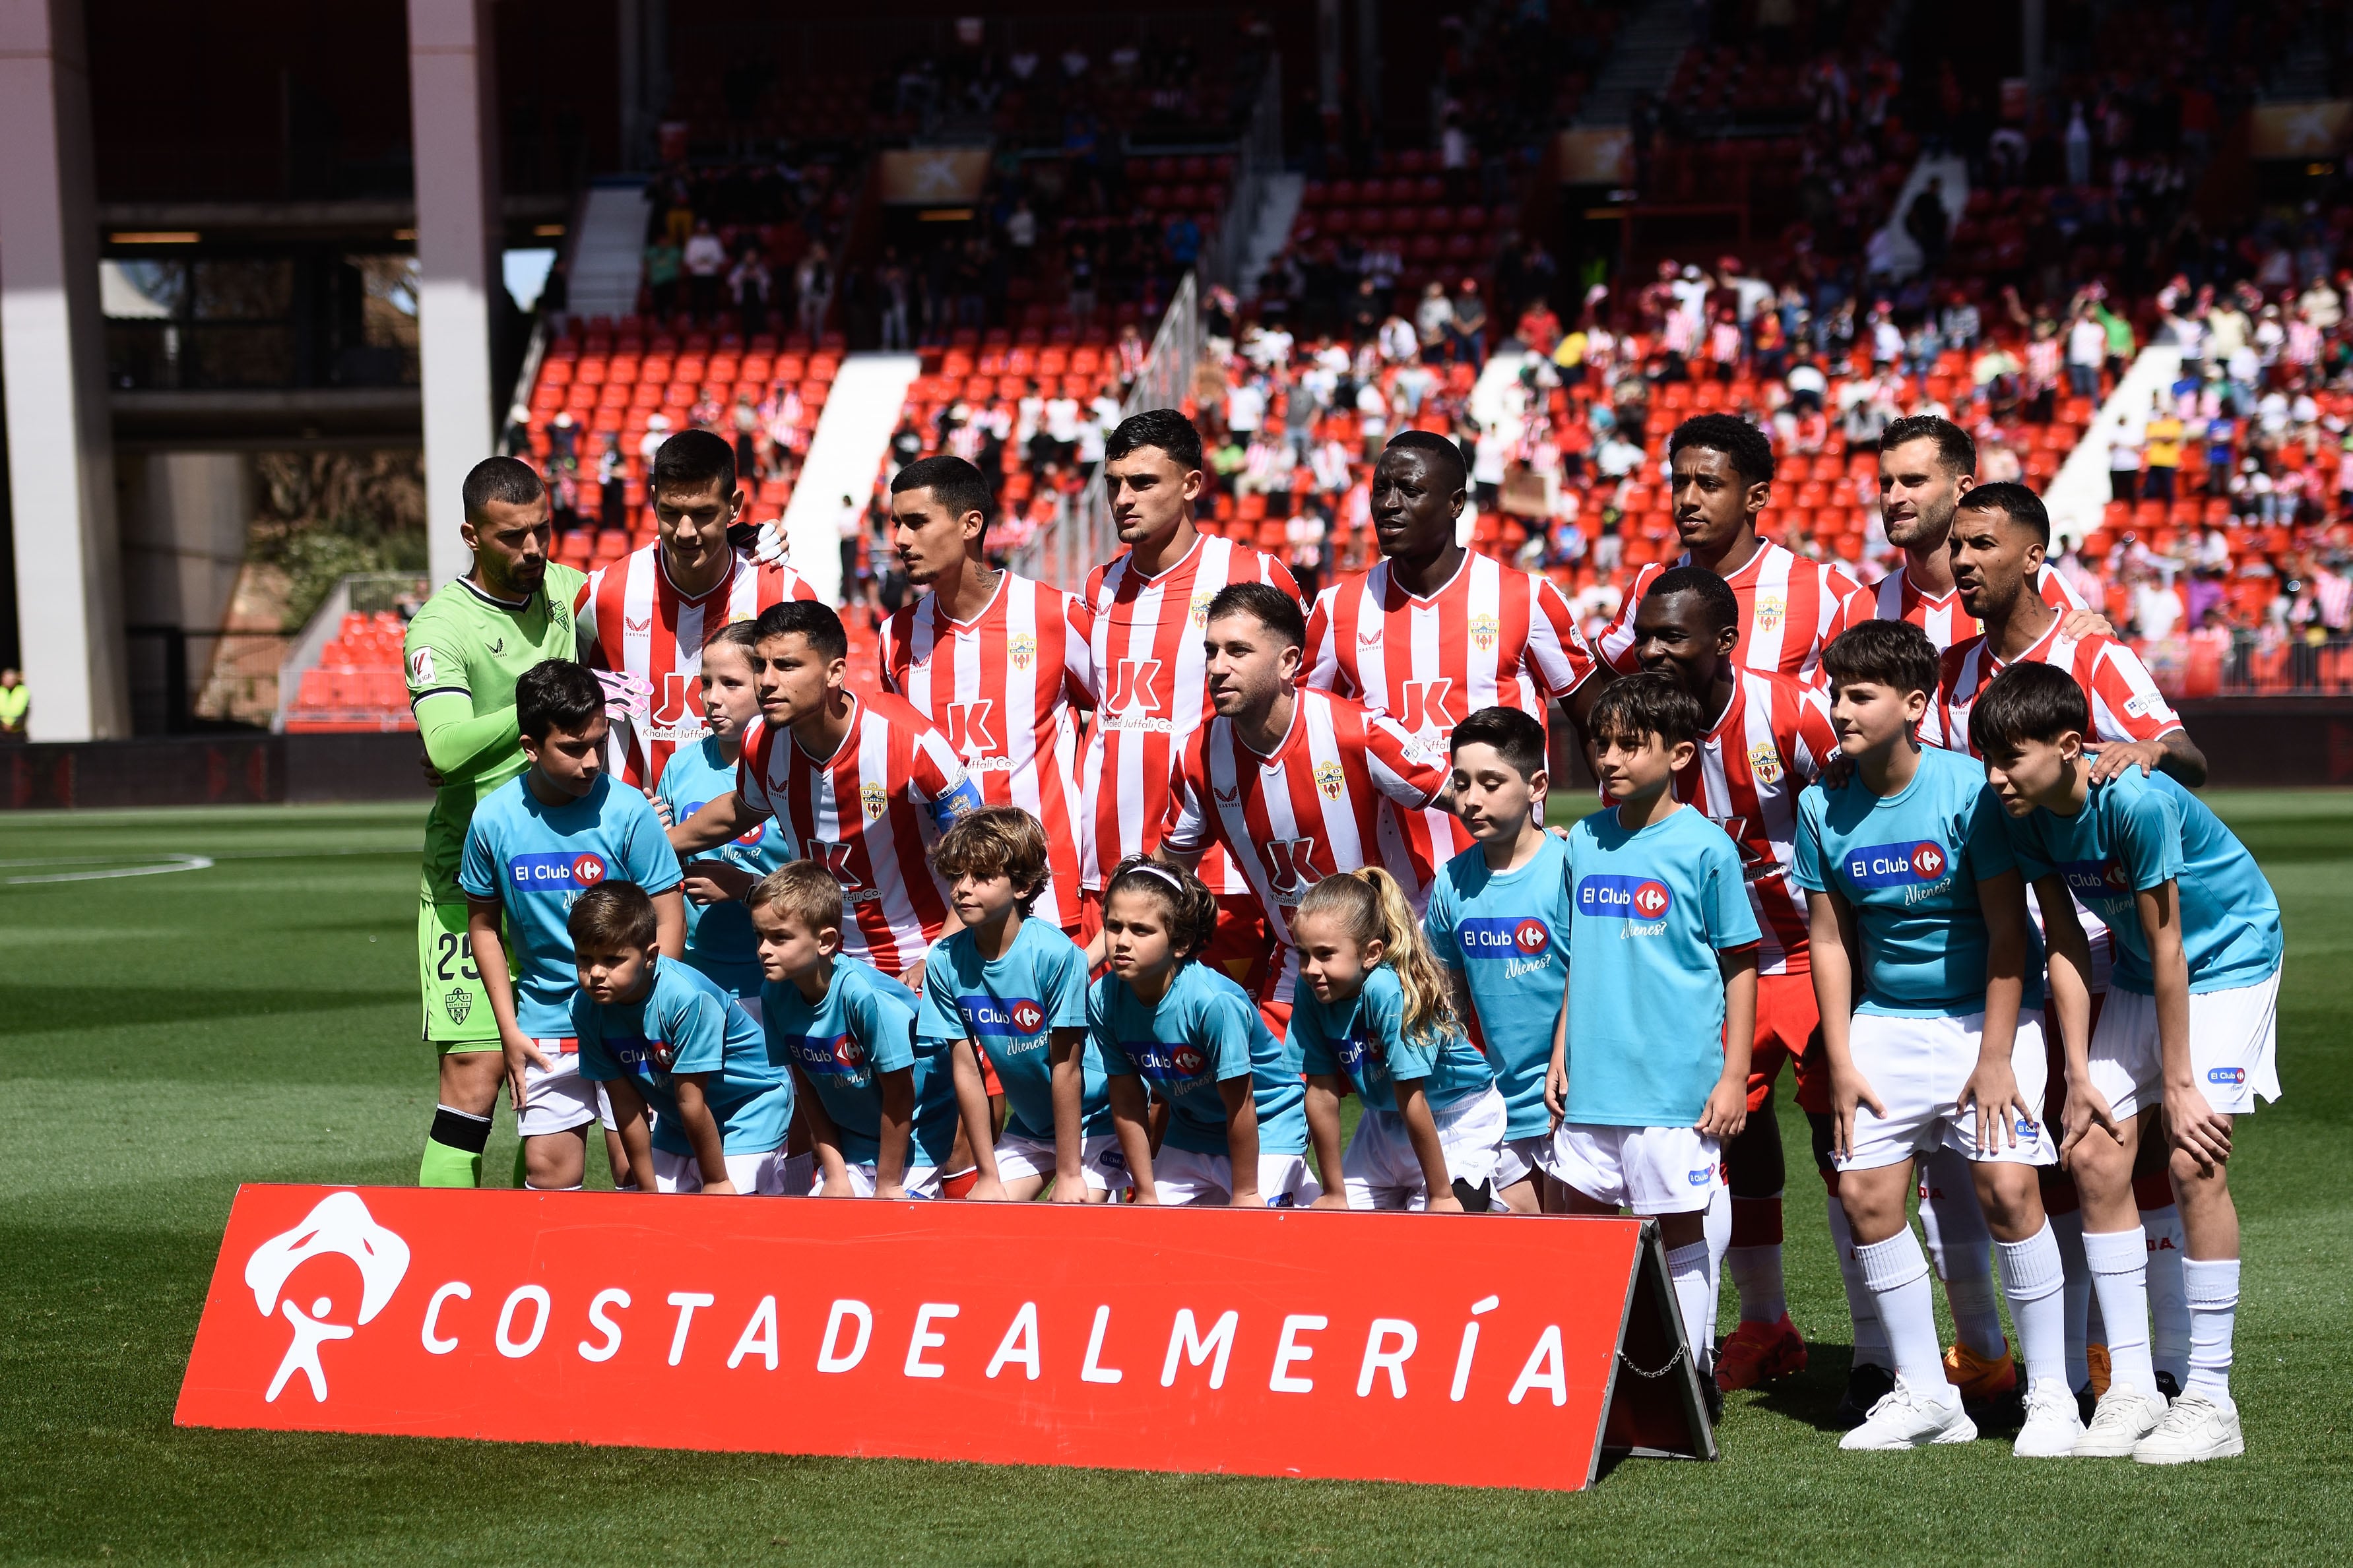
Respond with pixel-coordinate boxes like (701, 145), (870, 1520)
(1, 794), (2346, 1565)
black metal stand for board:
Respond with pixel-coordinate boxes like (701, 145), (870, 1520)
(1591, 1217), (1719, 1480)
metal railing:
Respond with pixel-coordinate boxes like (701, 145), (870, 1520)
(2141, 633), (2353, 697)
(1011, 270), (1207, 590)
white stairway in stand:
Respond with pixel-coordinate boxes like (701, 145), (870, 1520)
(781, 353), (922, 604)
(568, 178), (655, 319)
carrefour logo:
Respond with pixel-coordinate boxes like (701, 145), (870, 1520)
(509, 851), (610, 890)
(1846, 840), (1948, 889)
(790, 1033), (865, 1078)
(1577, 875), (1671, 920)
(1458, 916), (1554, 958)
(960, 995), (1047, 1040)
(1124, 1040), (1211, 1089)
(2208, 1066), (2247, 1086)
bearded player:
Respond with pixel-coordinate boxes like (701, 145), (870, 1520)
(1080, 410), (1300, 993)
(574, 429), (818, 790)
(1303, 429), (1609, 885)
(406, 458), (592, 1187)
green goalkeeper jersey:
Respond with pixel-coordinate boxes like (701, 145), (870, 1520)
(403, 565), (589, 904)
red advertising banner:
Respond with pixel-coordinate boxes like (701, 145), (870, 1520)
(176, 1186), (1712, 1490)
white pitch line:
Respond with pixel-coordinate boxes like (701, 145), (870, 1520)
(5, 853), (216, 885)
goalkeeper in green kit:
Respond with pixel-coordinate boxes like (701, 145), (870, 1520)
(406, 458), (593, 1186)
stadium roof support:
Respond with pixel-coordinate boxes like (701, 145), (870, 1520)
(406, 0), (503, 589)
(0, 0), (131, 739)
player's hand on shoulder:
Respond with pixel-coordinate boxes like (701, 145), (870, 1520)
(2059, 608), (2116, 641)
(2084, 739), (2164, 782)
(900, 959), (928, 993)
(650, 793), (675, 827)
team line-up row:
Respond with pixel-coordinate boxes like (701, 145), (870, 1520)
(402, 412), (2274, 1470)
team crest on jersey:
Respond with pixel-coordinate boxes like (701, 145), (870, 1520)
(1755, 592), (1787, 633)
(441, 988), (472, 1025)
(1748, 743), (1783, 786)
(1469, 613), (1500, 652)
(1314, 760), (1345, 800)
(860, 782), (888, 821)
(1188, 591), (1215, 629)
(1008, 633), (1037, 672)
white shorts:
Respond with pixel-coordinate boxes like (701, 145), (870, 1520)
(2091, 970), (2281, 1121)
(651, 1146), (790, 1195)
(992, 1131), (1133, 1195)
(1341, 1084), (1509, 1209)
(519, 1046), (617, 1138)
(1543, 1122), (1723, 1214)
(1838, 1010), (2057, 1172)
(1151, 1145), (1321, 1208)
(1493, 1133), (1548, 1190)
(812, 1160), (941, 1199)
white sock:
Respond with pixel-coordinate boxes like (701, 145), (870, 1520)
(1994, 1222), (2067, 1389)
(1854, 1228), (1952, 1399)
(2143, 1203), (2189, 1385)
(1704, 1185), (1733, 1336)
(1918, 1154), (2005, 1358)
(1667, 1240), (1716, 1375)
(2083, 1227), (2158, 1399)
(1826, 1192), (1890, 1367)
(2182, 1257), (2240, 1406)
(2051, 1208), (2092, 1387)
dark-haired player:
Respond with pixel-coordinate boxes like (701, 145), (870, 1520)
(1080, 409), (1299, 990)
(575, 428), (818, 790)
(407, 458), (592, 1187)
(669, 600), (982, 987)
(1161, 582), (1453, 1037)
(1303, 429), (1607, 881)
(1595, 413), (1869, 684)
(879, 454), (1099, 937)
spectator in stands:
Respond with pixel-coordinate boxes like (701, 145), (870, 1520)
(796, 243), (834, 341)
(684, 220), (728, 325)
(644, 232), (682, 320)
(730, 247), (771, 340)
(2144, 394), (2185, 504)
(1517, 296), (1562, 358)
(1450, 279), (1489, 366)
(1416, 281), (1454, 361)
(878, 247), (913, 352)
(2108, 415), (2143, 503)
(2067, 305), (2107, 398)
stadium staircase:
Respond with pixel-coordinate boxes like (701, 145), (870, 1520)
(1236, 173), (1303, 301)
(779, 353), (922, 604)
(1574, 0), (1692, 127)
(568, 179), (657, 319)
(1871, 152), (1971, 282)
(2046, 344), (2181, 548)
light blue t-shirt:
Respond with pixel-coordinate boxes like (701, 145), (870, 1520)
(1423, 832), (1572, 1140)
(653, 736), (792, 999)
(573, 956), (791, 1156)
(1089, 962), (1308, 1155)
(1293, 963), (1493, 1113)
(2000, 767), (2282, 996)
(916, 916), (1107, 1139)
(457, 772), (683, 1036)
(1794, 745), (2038, 1018)
(760, 956), (957, 1168)
(1563, 804), (1760, 1126)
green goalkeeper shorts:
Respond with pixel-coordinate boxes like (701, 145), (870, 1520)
(420, 896), (501, 1051)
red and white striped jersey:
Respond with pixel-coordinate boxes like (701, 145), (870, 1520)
(735, 693), (984, 976)
(1872, 562), (2088, 650)
(574, 544), (820, 787)
(878, 571), (1097, 931)
(1080, 533), (1300, 891)
(1673, 670), (1838, 976)
(1597, 540), (1867, 683)
(1930, 620), (2183, 755)
(1304, 551), (1599, 868)
(1164, 688), (1449, 948)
